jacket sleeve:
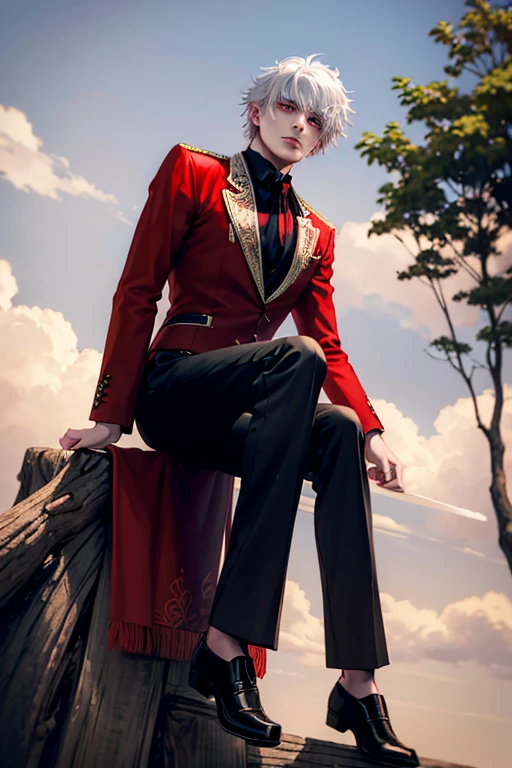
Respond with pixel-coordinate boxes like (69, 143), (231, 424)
(88, 144), (196, 434)
(291, 225), (385, 435)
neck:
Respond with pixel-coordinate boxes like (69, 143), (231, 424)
(248, 135), (294, 175)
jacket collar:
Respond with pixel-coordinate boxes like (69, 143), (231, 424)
(222, 151), (319, 304)
(242, 146), (293, 191)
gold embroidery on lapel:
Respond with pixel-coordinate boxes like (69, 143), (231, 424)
(222, 152), (321, 304)
(222, 152), (265, 302)
(228, 223), (235, 242)
(295, 194), (336, 230)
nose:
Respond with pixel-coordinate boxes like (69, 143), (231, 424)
(292, 111), (307, 130)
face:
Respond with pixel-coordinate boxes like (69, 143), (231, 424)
(249, 98), (323, 171)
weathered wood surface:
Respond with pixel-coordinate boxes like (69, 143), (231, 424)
(247, 737), (478, 768)
(0, 447), (110, 608)
(56, 543), (169, 768)
(13, 445), (72, 506)
(156, 662), (247, 768)
(0, 447), (111, 767)
(0, 521), (105, 768)
(0, 447), (479, 768)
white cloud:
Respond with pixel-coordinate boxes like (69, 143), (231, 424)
(371, 389), (512, 548)
(279, 579), (512, 677)
(0, 259), (18, 311)
(332, 214), (512, 337)
(373, 513), (412, 538)
(278, 580), (325, 655)
(265, 668), (307, 678)
(381, 590), (512, 676)
(457, 547), (485, 558)
(0, 258), (147, 512)
(0, 104), (129, 223)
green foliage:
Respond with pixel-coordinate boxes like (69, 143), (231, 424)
(396, 249), (458, 281)
(430, 335), (473, 355)
(453, 270), (512, 305)
(354, 0), (511, 401)
(477, 320), (512, 346)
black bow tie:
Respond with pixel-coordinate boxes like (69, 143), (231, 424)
(259, 167), (292, 193)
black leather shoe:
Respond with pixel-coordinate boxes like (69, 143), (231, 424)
(188, 632), (282, 747)
(326, 681), (420, 767)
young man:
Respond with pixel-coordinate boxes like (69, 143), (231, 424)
(60, 55), (418, 766)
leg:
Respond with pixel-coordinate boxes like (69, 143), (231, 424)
(307, 403), (389, 671)
(135, 335), (328, 649)
(135, 336), (327, 747)
(207, 337), (328, 648)
(312, 407), (419, 766)
(213, 402), (388, 685)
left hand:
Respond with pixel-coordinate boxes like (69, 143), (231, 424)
(364, 432), (405, 492)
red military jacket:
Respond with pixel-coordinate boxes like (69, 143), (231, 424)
(89, 142), (384, 435)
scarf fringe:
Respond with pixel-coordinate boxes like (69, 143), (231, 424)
(107, 621), (267, 679)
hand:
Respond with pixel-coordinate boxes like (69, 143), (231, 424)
(364, 432), (404, 492)
(59, 421), (122, 451)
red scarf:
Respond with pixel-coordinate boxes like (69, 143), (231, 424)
(105, 444), (267, 678)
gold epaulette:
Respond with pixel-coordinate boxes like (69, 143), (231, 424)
(179, 143), (229, 161)
(296, 195), (336, 229)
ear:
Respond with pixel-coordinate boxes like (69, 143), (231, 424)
(308, 138), (321, 156)
(248, 102), (261, 126)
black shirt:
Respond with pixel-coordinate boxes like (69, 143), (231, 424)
(242, 146), (300, 300)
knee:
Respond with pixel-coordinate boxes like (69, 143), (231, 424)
(284, 335), (327, 370)
(326, 405), (364, 439)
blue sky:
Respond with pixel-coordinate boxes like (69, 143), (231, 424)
(1, 0), (509, 438)
(1, 2), (511, 766)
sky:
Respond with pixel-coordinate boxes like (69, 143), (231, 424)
(1, 1), (511, 767)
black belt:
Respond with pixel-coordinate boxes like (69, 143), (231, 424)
(162, 312), (214, 328)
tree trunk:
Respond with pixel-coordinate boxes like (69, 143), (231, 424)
(487, 428), (512, 575)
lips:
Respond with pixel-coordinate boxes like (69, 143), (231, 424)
(283, 137), (301, 147)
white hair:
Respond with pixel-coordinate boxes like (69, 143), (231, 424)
(240, 53), (355, 156)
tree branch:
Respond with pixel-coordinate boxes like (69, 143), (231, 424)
(435, 277), (488, 433)
(444, 235), (482, 282)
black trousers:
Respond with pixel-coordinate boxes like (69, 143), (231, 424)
(134, 335), (389, 670)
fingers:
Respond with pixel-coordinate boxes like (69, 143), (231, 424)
(367, 461), (405, 492)
(59, 427), (89, 451)
(395, 459), (405, 489)
(381, 478), (404, 492)
(380, 462), (405, 492)
(367, 466), (380, 482)
(59, 424), (115, 452)
(59, 435), (81, 450)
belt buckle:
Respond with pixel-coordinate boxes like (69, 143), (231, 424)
(163, 313), (214, 329)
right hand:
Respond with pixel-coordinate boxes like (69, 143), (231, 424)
(59, 421), (122, 451)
